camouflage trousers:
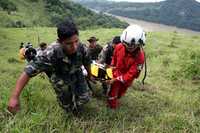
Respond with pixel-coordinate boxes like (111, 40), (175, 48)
(50, 72), (90, 112)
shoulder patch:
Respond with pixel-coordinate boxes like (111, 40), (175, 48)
(137, 64), (143, 71)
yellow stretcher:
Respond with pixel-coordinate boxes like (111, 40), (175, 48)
(19, 48), (25, 61)
(91, 61), (113, 80)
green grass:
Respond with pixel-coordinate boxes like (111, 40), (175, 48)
(0, 0), (51, 27)
(0, 0), (128, 29)
(0, 27), (200, 132)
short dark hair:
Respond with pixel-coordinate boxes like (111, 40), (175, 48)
(39, 42), (47, 48)
(57, 19), (79, 41)
(112, 36), (121, 45)
(19, 42), (24, 49)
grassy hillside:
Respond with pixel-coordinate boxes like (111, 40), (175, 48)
(0, 27), (200, 132)
(0, 0), (128, 29)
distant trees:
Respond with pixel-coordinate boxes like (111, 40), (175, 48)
(0, 0), (128, 28)
(0, 0), (17, 13)
(44, 0), (128, 29)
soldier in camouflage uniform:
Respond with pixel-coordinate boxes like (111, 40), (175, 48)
(36, 42), (47, 57)
(98, 36), (121, 66)
(98, 36), (121, 95)
(8, 20), (91, 114)
(87, 36), (103, 60)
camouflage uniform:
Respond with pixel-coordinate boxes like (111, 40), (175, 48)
(36, 47), (44, 57)
(87, 44), (102, 60)
(24, 41), (91, 112)
(98, 42), (114, 95)
(98, 42), (114, 65)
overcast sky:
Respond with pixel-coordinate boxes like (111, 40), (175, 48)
(111, 0), (200, 2)
(111, 0), (164, 2)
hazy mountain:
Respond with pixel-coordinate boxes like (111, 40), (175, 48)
(74, 0), (200, 31)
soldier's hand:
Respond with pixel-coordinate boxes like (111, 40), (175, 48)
(86, 74), (97, 84)
(8, 96), (20, 114)
(89, 76), (97, 84)
(105, 78), (116, 85)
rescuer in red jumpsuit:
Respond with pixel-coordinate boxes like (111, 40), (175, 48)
(106, 25), (146, 109)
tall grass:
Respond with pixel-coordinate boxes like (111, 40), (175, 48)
(0, 27), (200, 132)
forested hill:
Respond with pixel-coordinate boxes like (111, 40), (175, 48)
(74, 0), (200, 31)
(0, 0), (128, 29)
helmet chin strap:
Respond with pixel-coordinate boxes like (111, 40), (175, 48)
(141, 46), (147, 85)
(127, 46), (138, 53)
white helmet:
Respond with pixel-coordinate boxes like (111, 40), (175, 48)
(120, 25), (146, 49)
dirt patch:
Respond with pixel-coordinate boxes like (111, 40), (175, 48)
(114, 15), (200, 35)
(192, 76), (200, 84)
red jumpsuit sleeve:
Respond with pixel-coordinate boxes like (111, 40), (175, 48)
(122, 62), (138, 84)
(122, 50), (145, 84)
(111, 44), (125, 78)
